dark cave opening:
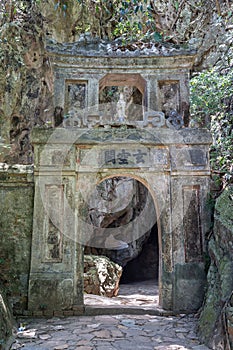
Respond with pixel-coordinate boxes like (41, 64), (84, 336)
(84, 176), (159, 287)
(120, 222), (159, 284)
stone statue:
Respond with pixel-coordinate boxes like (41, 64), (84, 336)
(116, 93), (127, 123)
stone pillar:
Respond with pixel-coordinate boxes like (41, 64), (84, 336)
(145, 171), (173, 311)
(88, 78), (99, 107)
(146, 75), (158, 111)
(169, 137), (212, 312)
(54, 70), (66, 109)
(28, 131), (83, 313)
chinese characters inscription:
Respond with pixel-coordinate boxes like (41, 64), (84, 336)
(104, 148), (148, 166)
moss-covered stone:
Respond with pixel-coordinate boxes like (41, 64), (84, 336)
(0, 165), (34, 313)
(215, 186), (233, 232)
(198, 185), (233, 349)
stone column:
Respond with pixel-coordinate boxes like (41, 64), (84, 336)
(169, 135), (212, 312)
(28, 130), (82, 313)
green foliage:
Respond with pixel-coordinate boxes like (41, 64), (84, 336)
(52, 0), (162, 42)
(190, 69), (233, 126)
(190, 68), (233, 187)
(0, 0), (31, 24)
(113, 0), (159, 42)
(54, 0), (68, 12)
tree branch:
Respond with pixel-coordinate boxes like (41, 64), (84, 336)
(171, 0), (186, 30)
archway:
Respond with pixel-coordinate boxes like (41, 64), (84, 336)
(29, 122), (211, 313)
(82, 175), (160, 308)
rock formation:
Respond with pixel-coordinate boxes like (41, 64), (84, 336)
(0, 1), (232, 164)
(84, 255), (122, 297)
(84, 177), (156, 268)
(198, 185), (233, 350)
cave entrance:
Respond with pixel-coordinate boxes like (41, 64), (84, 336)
(83, 175), (160, 308)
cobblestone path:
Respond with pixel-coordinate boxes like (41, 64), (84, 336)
(11, 314), (210, 350)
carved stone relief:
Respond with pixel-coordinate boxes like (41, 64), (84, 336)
(65, 81), (87, 118)
(158, 81), (180, 116)
(44, 185), (64, 262)
(47, 219), (62, 260)
(99, 86), (143, 122)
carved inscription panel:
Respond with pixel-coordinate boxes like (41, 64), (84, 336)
(76, 145), (169, 170)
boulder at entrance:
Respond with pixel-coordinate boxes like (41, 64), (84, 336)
(84, 255), (122, 297)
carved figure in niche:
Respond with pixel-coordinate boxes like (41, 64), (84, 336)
(68, 84), (86, 110)
(47, 220), (60, 243)
(49, 244), (61, 259)
(116, 93), (127, 122)
(47, 231), (59, 245)
(64, 83), (86, 126)
(159, 82), (180, 117)
(47, 219), (61, 260)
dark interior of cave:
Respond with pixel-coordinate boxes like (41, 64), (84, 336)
(120, 222), (159, 284)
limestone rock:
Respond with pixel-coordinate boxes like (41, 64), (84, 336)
(198, 185), (233, 349)
(84, 255), (122, 297)
(84, 177), (155, 267)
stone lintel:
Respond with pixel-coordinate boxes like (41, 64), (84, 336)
(31, 128), (212, 146)
(33, 170), (76, 176)
(51, 54), (196, 70)
(171, 171), (211, 176)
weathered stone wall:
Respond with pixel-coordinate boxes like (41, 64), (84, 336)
(198, 185), (233, 350)
(0, 164), (34, 314)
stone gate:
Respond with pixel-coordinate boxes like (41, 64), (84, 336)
(28, 39), (212, 313)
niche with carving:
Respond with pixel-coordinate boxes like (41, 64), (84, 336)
(65, 80), (87, 117)
(99, 73), (146, 123)
(158, 80), (180, 116)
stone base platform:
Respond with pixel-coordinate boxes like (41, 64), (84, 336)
(84, 280), (177, 316)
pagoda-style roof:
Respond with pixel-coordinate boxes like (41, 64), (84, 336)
(46, 35), (196, 59)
